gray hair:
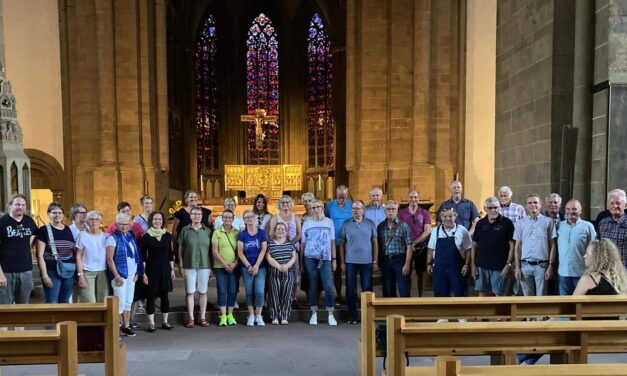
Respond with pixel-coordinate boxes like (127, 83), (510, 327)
(369, 187), (382, 196)
(546, 193), (562, 205)
(85, 210), (102, 221)
(384, 200), (398, 209)
(608, 189), (627, 204)
(498, 186), (513, 196)
(70, 203), (87, 220)
(439, 207), (458, 220)
(114, 213), (130, 225)
(484, 196), (500, 208)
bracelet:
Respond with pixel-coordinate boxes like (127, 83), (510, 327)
(464, 264), (469, 266)
(427, 262), (433, 266)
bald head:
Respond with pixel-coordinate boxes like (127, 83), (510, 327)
(369, 187), (383, 208)
(565, 199), (582, 224)
(450, 181), (463, 201)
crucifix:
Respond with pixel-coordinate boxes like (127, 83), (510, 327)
(240, 108), (278, 149)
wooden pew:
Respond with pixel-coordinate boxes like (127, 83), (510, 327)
(0, 321), (78, 376)
(360, 292), (627, 375)
(383, 355), (627, 376)
(0, 296), (125, 376)
(385, 315), (627, 376)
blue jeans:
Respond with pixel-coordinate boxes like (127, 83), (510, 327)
(345, 263), (372, 320)
(304, 257), (334, 309)
(241, 266), (266, 307)
(215, 268), (237, 307)
(43, 267), (75, 304)
(382, 254), (411, 297)
(520, 262), (548, 296)
(558, 275), (581, 296)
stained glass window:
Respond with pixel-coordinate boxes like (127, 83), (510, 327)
(307, 13), (334, 168)
(246, 13), (280, 165)
(194, 15), (219, 171)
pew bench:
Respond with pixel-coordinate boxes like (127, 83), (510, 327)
(0, 321), (78, 376)
(0, 296), (125, 376)
(385, 315), (627, 376)
(359, 292), (627, 375)
(382, 355), (627, 376)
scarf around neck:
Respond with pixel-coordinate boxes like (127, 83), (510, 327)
(147, 227), (166, 240)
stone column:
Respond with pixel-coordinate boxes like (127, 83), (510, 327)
(59, 0), (169, 221)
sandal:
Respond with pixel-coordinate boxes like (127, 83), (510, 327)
(161, 323), (173, 330)
(199, 318), (210, 327)
(185, 319), (195, 328)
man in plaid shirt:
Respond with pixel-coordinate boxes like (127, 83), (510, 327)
(497, 186), (525, 225)
(598, 189), (627, 267)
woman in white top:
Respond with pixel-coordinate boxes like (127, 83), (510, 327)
(75, 211), (109, 303)
(301, 199), (337, 326)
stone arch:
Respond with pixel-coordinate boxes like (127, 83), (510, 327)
(24, 149), (64, 202)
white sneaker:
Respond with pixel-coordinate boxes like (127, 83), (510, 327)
(255, 315), (265, 326)
(246, 314), (255, 327)
(280, 319), (288, 325)
(234, 302), (240, 309)
(458, 319), (468, 323)
(436, 319), (449, 323)
(309, 312), (318, 325)
(271, 319), (279, 325)
(328, 314), (337, 326)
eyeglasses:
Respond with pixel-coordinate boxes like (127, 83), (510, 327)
(351, 207), (363, 210)
(118, 223), (130, 226)
(191, 212), (202, 216)
(310, 206), (322, 209)
(486, 206), (499, 210)
(77, 211), (87, 215)
(50, 211), (64, 215)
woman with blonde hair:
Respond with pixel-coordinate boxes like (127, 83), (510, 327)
(300, 192), (316, 224)
(574, 239), (627, 295)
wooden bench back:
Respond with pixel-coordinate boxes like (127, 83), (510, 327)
(0, 321), (78, 376)
(0, 296), (124, 376)
(385, 315), (627, 376)
(383, 355), (627, 376)
(359, 292), (627, 376)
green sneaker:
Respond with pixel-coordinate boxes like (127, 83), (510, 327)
(219, 315), (227, 326)
(226, 313), (237, 325)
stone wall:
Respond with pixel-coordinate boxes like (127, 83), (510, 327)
(494, 0), (577, 206)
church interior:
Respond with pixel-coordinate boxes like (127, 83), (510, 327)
(2, 0), (625, 221)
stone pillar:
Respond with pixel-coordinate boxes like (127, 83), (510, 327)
(346, 0), (463, 204)
(591, 0), (627, 216)
(59, 0), (169, 221)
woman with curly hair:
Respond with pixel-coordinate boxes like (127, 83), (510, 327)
(574, 238), (627, 295)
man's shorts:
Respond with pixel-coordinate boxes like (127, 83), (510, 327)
(0, 271), (33, 304)
(475, 267), (507, 295)
(184, 268), (210, 294)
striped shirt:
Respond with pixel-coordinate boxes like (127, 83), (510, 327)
(267, 240), (296, 271)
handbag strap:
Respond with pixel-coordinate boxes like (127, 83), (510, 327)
(385, 222), (399, 251)
(45, 224), (59, 260)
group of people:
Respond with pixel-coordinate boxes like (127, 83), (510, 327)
(0, 182), (625, 337)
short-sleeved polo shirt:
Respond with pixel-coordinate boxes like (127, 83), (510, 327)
(340, 218), (377, 264)
(472, 215), (514, 271)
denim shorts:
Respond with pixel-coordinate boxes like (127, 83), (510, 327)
(475, 267), (507, 295)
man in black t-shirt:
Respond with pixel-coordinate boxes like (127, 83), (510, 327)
(0, 194), (38, 304)
(470, 196), (515, 296)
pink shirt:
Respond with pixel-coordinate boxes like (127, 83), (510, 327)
(398, 207), (431, 241)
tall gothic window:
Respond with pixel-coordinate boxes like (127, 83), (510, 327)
(194, 15), (219, 171)
(307, 13), (334, 168)
(246, 13), (280, 165)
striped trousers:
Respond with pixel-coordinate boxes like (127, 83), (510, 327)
(267, 267), (295, 321)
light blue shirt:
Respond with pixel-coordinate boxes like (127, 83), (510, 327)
(364, 204), (386, 227)
(325, 199), (353, 243)
(557, 218), (596, 277)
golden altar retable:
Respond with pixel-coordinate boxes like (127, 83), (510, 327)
(224, 165), (302, 198)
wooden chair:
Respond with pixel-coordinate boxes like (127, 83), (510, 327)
(359, 292), (627, 375)
(385, 314), (627, 376)
(0, 321), (78, 376)
(0, 296), (125, 376)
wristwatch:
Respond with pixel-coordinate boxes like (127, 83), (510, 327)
(77, 272), (84, 276)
